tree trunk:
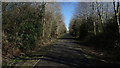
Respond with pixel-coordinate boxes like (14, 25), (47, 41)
(92, 2), (97, 35)
(93, 21), (96, 35)
(117, 12), (120, 33)
(113, 0), (120, 34)
(42, 2), (46, 38)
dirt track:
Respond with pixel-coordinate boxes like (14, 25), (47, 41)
(33, 34), (93, 68)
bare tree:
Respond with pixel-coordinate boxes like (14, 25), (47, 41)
(113, 0), (120, 34)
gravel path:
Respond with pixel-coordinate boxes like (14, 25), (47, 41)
(33, 34), (94, 68)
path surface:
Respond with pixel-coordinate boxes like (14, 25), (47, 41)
(33, 34), (119, 68)
(33, 34), (93, 68)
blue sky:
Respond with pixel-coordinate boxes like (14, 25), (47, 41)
(60, 2), (78, 31)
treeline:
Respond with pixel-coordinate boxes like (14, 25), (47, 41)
(69, 2), (120, 57)
(2, 2), (66, 60)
